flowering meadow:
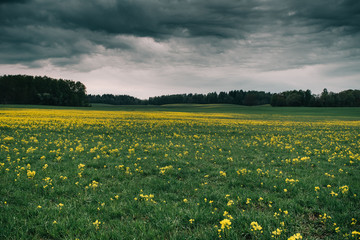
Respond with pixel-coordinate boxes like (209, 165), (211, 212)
(0, 105), (359, 239)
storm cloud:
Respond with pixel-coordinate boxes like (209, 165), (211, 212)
(0, 0), (359, 97)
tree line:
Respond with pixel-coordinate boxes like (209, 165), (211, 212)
(89, 90), (272, 106)
(271, 89), (360, 107)
(147, 90), (271, 105)
(1, 74), (359, 107)
(88, 94), (144, 105)
(90, 89), (360, 107)
(89, 91), (272, 106)
(0, 75), (89, 106)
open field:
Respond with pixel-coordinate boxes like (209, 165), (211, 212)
(0, 104), (359, 239)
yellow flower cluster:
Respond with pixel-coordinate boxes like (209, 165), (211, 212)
(93, 220), (102, 230)
(159, 165), (173, 175)
(250, 221), (263, 232)
(339, 185), (349, 194)
(78, 163), (85, 178)
(352, 231), (360, 239)
(138, 193), (156, 203)
(43, 177), (53, 189)
(27, 170), (36, 179)
(236, 168), (250, 175)
(220, 218), (231, 230)
(285, 178), (299, 185)
(272, 228), (282, 237)
(319, 213), (332, 224)
(57, 203), (64, 210)
(88, 180), (99, 190)
(3, 136), (15, 142)
(288, 233), (302, 240)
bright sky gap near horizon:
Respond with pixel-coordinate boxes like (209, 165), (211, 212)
(0, 0), (359, 99)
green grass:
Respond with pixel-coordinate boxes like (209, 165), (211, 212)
(2, 103), (359, 119)
(0, 105), (359, 239)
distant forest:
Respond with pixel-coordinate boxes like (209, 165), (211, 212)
(1, 75), (360, 107)
(0, 75), (88, 106)
(90, 88), (360, 107)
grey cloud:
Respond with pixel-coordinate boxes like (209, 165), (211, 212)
(0, 0), (360, 72)
(0, 0), (30, 4)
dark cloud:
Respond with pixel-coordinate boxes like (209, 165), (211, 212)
(0, 0), (30, 4)
(0, 0), (359, 73)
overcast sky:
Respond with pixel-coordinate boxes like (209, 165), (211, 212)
(1, 0), (359, 99)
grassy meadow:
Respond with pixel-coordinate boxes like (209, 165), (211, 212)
(0, 104), (359, 239)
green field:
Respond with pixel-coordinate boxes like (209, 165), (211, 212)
(0, 104), (359, 239)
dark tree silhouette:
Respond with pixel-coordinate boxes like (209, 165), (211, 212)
(0, 75), (89, 106)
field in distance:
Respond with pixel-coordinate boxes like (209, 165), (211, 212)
(0, 104), (359, 239)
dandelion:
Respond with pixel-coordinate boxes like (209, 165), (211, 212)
(219, 171), (226, 177)
(89, 180), (99, 190)
(60, 176), (68, 180)
(78, 163), (85, 169)
(288, 233), (302, 240)
(93, 220), (101, 230)
(272, 228), (282, 237)
(285, 178), (299, 185)
(351, 218), (357, 225)
(330, 191), (338, 197)
(27, 170), (36, 179)
(339, 185), (349, 194)
(57, 203), (64, 210)
(223, 211), (233, 220)
(250, 221), (263, 232)
(352, 231), (360, 238)
(220, 219), (232, 230)
(159, 165), (173, 174)
(315, 186), (320, 191)
(227, 200), (234, 206)
(3, 136), (14, 142)
(189, 219), (195, 224)
(237, 168), (249, 175)
(319, 213), (331, 223)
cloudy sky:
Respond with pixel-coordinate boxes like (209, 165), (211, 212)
(1, 0), (359, 99)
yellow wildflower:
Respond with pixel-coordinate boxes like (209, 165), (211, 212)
(288, 233), (302, 240)
(220, 219), (232, 230)
(93, 220), (101, 230)
(27, 170), (36, 179)
(250, 221), (262, 232)
(272, 228), (282, 236)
